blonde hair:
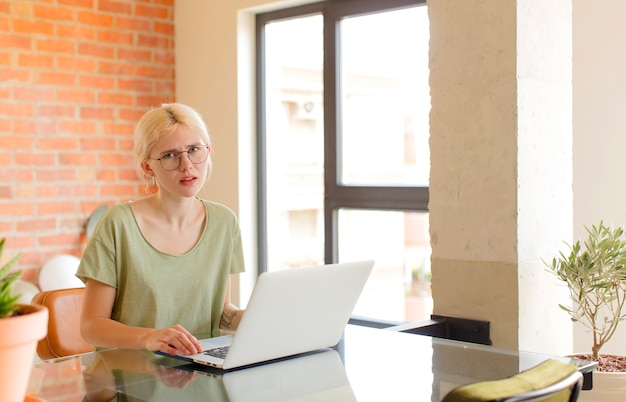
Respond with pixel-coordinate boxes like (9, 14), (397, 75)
(134, 103), (213, 183)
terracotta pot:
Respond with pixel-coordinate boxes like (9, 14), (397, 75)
(579, 370), (626, 401)
(0, 304), (48, 402)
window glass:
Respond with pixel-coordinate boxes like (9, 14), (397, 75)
(339, 8), (430, 186)
(338, 209), (432, 322)
(264, 14), (325, 271)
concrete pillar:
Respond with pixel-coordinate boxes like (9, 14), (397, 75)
(428, 0), (573, 354)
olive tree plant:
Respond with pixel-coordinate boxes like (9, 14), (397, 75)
(546, 221), (626, 361)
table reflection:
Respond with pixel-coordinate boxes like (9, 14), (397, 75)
(30, 347), (354, 402)
(28, 325), (595, 402)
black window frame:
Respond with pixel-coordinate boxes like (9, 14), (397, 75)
(256, 0), (429, 275)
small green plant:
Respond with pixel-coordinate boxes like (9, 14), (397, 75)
(0, 238), (22, 318)
(546, 221), (626, 360)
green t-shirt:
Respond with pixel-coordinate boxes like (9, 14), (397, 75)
(76, 199), (245, 340)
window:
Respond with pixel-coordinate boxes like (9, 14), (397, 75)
(257, 0), (430, 325)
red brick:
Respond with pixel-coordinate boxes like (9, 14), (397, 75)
(78, 42), (115, 58)
(98, 60), (134, 75)
(13, 120), (56, 135)
(57, 120), (97, 135)
(154, 50), (175, 65)
(0, 171), (34, 185)
(136, 94), (173, 107)
(0, 51), (10, 65)
(0, 186), (12, 199)
(103, 122), (134, 135)
(60, 153), (98, 166)
(100, 153), (133, 166)
(38, 137), (78, 151)
(15, 153), (56, 166)
(0, 16), (9, 31)
(154, 21), (174, 35)
(97, 29), (133, 45)
(39, 232), (79, 246)
(33, 5), (74, 21)
(79, 74), (116, 89)
(135, 4), (169, 19)
(120, 168), (140, 181)
(96, 169), (116, 181)
(59, 183), (98, 197)
(57, 89), (95, 104)
(118, 139), (135, 150)
(0, 102), (35, 116)
(59, 0), (95, 9)
(76, 11), (114, 27)
(37, 185), (60, 197)
(98, 92), (133, 106)
(102, 184), (135, 196)
(155, 80), (175, 93)
(0, 69), (31, 82)
(13, 87), (55, 101)
(56, 24), (96, 41)
(57, 55), (97, 73)
(17, 218), (57, 232)
(117, 48), (152, 63)
(118, 78), (152, 92)
(99, 0), (132, 15)
(7, 2), (32, 17)
(117, 16), (151, 31)
(36, 71), (76, 86)
(0, 34), (32, 50)
(2, 202), (35, 215)
(38, 104), (77, 118)
(0, 136), (33, 149)
(36, 38), (76, 53)
(0, 119), (12, 133)
(80, 137), (116, 151)
(12, 19), (55, 35)
(80, 106), (115, 120)
(136, 65), (173, 79)
(137, 34), (170, 49)
(17, 53), (55, 68)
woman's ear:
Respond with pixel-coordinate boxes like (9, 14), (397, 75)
(141, 160), (154, 179)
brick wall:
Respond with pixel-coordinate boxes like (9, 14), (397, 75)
(0, 0), (175, 281)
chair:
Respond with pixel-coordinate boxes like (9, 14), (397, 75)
(442, 359), (583, 402)
(31, 287), (94, 359)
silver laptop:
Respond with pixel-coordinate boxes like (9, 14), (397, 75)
(159, 260), (373, 370)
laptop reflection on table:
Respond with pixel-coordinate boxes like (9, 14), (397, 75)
(112, 349), (356, 402)
(187, 349), (356, 402)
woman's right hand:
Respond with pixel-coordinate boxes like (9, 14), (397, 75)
(145, 324), (203, 356)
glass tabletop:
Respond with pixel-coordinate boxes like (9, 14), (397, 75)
(27, 324), (596, 402)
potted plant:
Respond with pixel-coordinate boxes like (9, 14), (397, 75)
(0, 238), (48, 402)
(546, 221), (626, 401)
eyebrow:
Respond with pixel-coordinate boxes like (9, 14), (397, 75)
(157, 143), (204, 155)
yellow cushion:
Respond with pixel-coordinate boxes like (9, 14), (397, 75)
(442, 359), (578, 402)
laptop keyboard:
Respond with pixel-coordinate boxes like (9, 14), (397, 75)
(203, 346), (229, 359)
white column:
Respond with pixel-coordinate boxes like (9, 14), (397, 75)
(428, 0), (573, 354)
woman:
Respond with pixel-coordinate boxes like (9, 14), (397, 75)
(78, 103), (245, 356)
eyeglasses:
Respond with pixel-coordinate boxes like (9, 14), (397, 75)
(149, 145), (210, 171)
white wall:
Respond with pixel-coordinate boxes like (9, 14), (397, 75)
(175, 0), (314, 305)
(573, 0), (626, 355)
